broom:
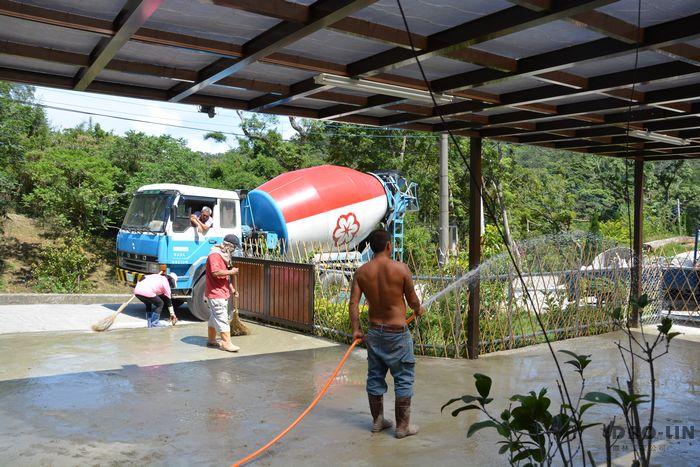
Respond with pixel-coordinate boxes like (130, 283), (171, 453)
(92, 295), (136, 332)
(229, 275), (250, 336)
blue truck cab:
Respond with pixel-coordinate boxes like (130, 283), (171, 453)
(116, 184), (242, 316)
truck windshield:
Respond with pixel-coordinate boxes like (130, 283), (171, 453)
(122, 193), (172, 233)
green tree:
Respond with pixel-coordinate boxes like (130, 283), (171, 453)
(21, 147), (121, 231)
(0, 82), (48, 219)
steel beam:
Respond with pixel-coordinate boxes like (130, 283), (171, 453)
(167, 0), (376, 102)
(74, 0), (163, 91)
(347, 0), (615, 77)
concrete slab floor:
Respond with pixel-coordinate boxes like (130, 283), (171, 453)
(0, 323), (698, 466)
(0, 303), (200, 335)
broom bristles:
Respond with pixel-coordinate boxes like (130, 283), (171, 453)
(92, 313), (118, 332)
(92, 295), (136, 332)
(230, 310), (250, 336)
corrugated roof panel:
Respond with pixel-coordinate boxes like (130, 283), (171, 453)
(0, 54), (78, 77)
(144, 0), (280, 45)
(566, 50), (672, 78)
(598, 0), (700, 27)
(349, 0), (512, 37)
(19, 0), (123, 21)
(474, 76), (550, 94)
(360, 107), (398, 117)
(288, 97), (331, 110)
(479, 107), (521, 116)
(199, 84), (264, 101)
(281, 29), (393, 63)
(96, 69), (175, 89)
(116, 41), (216, 71)
(0, 15), (101, 54)
(233, 62), (317, 85)
(546, 93), (621, 106)
(390, 56), (480, 81)
(635, 73), (700, 92)
(472, 20), (605, 59)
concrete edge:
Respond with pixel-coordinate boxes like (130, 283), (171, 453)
(0, 294), (133, 305)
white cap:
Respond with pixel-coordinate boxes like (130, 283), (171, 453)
(167, 272), (178, 285)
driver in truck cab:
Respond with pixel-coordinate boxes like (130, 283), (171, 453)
(190, 206), (213, 234)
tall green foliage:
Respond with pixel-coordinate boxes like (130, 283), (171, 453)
(22, 147), (121, 231)
(0, 80), (697, 247)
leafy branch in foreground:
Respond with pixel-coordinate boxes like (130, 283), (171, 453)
(443, 295), (680, 466)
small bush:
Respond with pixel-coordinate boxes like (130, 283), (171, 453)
(32, 235), (97, 293)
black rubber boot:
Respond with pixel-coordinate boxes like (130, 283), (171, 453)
(368, 394), (393, 433)
(395, 396), (419, 439)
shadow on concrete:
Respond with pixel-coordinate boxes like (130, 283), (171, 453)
(180, 335), (211, 347)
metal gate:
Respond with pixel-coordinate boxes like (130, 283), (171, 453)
(232, 257), (315, 331)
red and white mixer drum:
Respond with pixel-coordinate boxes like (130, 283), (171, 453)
(247, 165), (388, 249)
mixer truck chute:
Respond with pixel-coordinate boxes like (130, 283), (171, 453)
(116, 165), (418, 320)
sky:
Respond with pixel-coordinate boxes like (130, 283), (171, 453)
(33, 86), (297, 154)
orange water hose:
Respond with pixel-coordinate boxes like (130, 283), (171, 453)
(232, 314), (416, 467)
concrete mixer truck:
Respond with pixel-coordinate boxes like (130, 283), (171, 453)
(115, 165), (418, 320)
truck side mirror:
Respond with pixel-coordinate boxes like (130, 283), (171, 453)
(170, 205), (177, 221)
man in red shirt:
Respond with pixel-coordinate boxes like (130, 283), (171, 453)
(206, 234), (241, 352)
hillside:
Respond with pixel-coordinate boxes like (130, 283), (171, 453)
(0, 213), (130, 294)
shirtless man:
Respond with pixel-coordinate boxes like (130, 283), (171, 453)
(349, 229), (424, 439)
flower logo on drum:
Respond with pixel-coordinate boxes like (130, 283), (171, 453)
(332, 213), (361, 246)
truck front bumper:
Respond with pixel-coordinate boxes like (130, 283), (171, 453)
(116, 267), (145, 286)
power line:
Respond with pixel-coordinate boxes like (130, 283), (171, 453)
(10, 98), (439, 140)
(33, 85), (429, 134)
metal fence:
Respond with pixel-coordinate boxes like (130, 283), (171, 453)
(239, 233), (695, 357)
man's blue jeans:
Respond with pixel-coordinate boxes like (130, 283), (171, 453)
(366, 327), (416, 398)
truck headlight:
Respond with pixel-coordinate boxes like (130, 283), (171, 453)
(118, 257), (126, 268)
(147, 263), (163, 274)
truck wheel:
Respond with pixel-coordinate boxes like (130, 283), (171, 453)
(189, 276), (210, 321)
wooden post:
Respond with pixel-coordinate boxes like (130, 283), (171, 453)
(630, 158), (644, 327)
(468, 137), (482, 358)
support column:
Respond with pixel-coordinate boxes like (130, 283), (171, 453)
(630, 158), (644, 327)
(468, 137), (482, 359)
(439, 133), (449, 266)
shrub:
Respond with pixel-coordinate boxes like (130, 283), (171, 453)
(32, 235), (96, 293)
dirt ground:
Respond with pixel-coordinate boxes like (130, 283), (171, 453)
(0, 213), (130, 294)
(0, 317), (697, 466)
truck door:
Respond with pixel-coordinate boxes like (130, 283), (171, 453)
(168, 196), (221, 282)
(218, 198), (240, 238)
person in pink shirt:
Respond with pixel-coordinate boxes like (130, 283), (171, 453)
(134, 272), (179, 327)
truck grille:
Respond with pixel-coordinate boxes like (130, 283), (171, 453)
(118, 252), (158, 273)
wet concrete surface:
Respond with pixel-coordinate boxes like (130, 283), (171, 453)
(0, 302), (199, 334)
(0, 322), (698, 466)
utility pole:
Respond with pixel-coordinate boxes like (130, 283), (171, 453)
(439, 133), (449, 266)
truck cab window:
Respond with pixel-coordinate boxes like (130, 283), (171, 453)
(220, 199), (237, 228)
(172, 198), (216, 233)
